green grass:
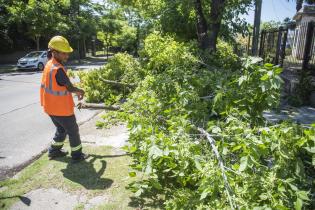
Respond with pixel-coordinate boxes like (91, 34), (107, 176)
(0, 145), (142, 210)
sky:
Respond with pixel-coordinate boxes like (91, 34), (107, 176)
(242, 0), (298, 24)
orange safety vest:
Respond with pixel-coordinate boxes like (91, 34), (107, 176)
(40, 58), (74, 116)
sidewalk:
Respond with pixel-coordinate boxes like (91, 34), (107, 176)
(0, 112), (143, 210)
(0, 107), (101, 181)
(263, 106), (315, 126)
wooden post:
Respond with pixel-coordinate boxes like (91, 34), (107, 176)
(280, 28), (288, 67)
(302, 21), (314, 71)
(275, 27), (283, 65)
(259, 30), (265, 57)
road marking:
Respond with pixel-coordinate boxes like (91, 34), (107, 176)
(0, 79), (38, 84)
(0, 102), (39, 117)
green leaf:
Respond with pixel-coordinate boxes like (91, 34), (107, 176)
(238, 75), (247, 86)
(200, 190), (209, 200)
(303, 147), (315, 153)
(295, 198), (303, 210)
(135, 188), (143, 197)
(275, 67), (283, 74)
(259, 193), (268, 200)
(212, 126), (221, 134)
(264, 63), (274, 68)
(149, 145), (163, 159)
(129, 172), (136, 177)
(239, 156), (248, 172)
(289, 183), (298, 191)
(297, 191), (310, 201)
(194, 159), (203, 171)
(232, 145), (242, 152)
(150, 179), (162, 190)
(260, 74), (269, 81)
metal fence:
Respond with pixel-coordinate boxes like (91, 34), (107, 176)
(249, 21), (315, 72)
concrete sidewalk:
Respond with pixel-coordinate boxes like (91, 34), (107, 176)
(8, 112), (130, 210)
(0, 107), (102, 180)
(263, 106), (315, 126)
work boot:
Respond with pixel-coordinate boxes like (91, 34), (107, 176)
(71, 153), (89, 163)
(48, 149), (68, 160)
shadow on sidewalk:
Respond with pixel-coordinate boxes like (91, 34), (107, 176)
(54, 156), (114, 190)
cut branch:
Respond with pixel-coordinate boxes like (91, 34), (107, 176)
(196, 127), (237, 210)
(77, 102), (121, 111)
(99, 77), (136, 88)
(200, 94), (215, 100)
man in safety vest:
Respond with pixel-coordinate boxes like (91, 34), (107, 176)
(40, 36), (88, 162)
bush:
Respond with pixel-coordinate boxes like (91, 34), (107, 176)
(123, 34), (314, 209)
(80, 33), (315, 209)
(78, 52), (142, 103)
(212, 59), (283, 123)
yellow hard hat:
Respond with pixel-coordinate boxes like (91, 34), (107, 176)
(48, 36), (73, 53)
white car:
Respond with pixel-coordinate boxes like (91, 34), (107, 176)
(17, 51), (48, 71)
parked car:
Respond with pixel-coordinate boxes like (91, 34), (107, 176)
(17, 51), (48, 71)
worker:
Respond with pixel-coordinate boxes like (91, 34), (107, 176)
(40, 35), (88, 162)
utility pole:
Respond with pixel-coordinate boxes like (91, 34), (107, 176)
(252, 0), (262, 56)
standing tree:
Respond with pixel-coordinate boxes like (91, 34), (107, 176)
(98, 7), (123, 58)
(7, 0), (63, 50)
(115, 0), (252, 52)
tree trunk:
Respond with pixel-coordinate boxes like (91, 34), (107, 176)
(194, 0), (210, 50)
(135, 24), (140, 56)
(209, 0), (226, 52)
(92, 38), (96, 56)
(77, 39), (81, 64)
(83, 38), (86, 58)
(35, 36), (40, 51)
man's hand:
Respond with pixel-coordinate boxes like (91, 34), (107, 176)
(65, 82), (85, 101)
(75, 89), (85, 101)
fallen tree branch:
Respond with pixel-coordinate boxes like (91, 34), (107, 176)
(196, 127), (237, 210)
(200, 94), (215, 100)
(77, 102), (121, 111)
(99, 77), (136, 88)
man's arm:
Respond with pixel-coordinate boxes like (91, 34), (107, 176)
(65, 81), (85, 101)
(55, 68), (85, 100)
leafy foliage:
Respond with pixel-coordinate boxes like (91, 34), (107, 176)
(212, 60), (283, 123)
(79, 33), (315, 209)
(78, 52), (142, 103)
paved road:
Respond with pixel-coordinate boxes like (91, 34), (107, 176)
(0, 62), (105, 180)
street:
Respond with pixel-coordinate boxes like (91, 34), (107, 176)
(0, 61), (105, 180)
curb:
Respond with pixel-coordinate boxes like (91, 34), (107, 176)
(0, 110), (103, 181)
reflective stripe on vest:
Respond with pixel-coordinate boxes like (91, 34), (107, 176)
(41, 64), (70, 96)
